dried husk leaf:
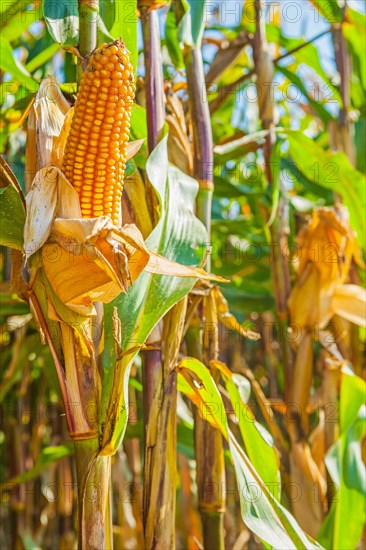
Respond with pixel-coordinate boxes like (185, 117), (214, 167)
(0, 156), (25, 205)
(25, 106), (37, 192)
(145, 251), (227, 283)
(60, 323), (99, 436)
(126, 139), (145, 160)
(138, 0), (169, 10)
(24, 167), (81, 259)
(166, 92), (193, 175)
(331, 284), (366, 326)
(42, 218), (150, 314)
(25, 166), (225, 315)
(289, 441), (326, 537)
(51, 107), (74, 168)
(288, 206), (365, 328)
(288, 265), (324, 327)
(124, 165), (154, 238)
(205, 30), (249, 84)
(288, 331), (313, 436)
(308, 413), (326, 476)
(25, 77), (69, 191)
(212, 286), (260, 340)
(23, 78), (225, 317)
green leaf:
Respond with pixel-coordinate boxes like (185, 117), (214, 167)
(186, 0), (207, 47)
(343, 9), (366, 94)
(178, 357), (322, 550)
(0, 186), (25, 250)
(278, 66), (334, 123)
(129, 104), (148, 168)
(267, 138), (282, 226)
(267, 23), (340, 105)
(286, 131), (366, 249)
(177, 422), (195, 459)
(281, 157), (334, 204)
(318, 370), (366, 550)
(213, 130), (270, 163)
(1, 444), (73, 487)
(110, 0), (138, 72)
(355, 117), (366, 174)
(25, 43), (60, 73)
(100, 136), (209, 454)
(308, 0), (343, 23)
(1, 2), (43, 42)
(220, 285), (274, 314)
(0, 0), (18, 17)
(166, 7), (185, 69)
(338, 367), (366, 433)
(18, 532), (40, 550)
(166, 0), (207, 62)
(130, 104), (148, 140)
(0, 336), (43, 404)
(217, 365), (281, 499)
(43, 0), (79, 46)
(0, 37), (37, 90)
(0, 293), (29, 317)
(213, 176), (262, 198)
(99, 0), (116, 31)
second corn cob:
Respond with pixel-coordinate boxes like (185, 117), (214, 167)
(62, 40), (135, 225)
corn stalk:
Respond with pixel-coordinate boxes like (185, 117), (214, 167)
(24, 4), (114, 548)
(252, 0), (293, 399)
(324, 0), (358, 524)
(74, 5), (114, 548)
(330, 0), (361, 375)
(139, 5), (178, 548)
(143, 299), (187, 548)
(330, 0), (355, 163)
(171, 1), (226, 544)
(252, 0), (327, 534)
(78, 0), (98, 60)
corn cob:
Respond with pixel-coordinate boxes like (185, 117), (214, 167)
(62, 40), (135, 225)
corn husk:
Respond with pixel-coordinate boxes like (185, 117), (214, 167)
(289, 441), (327, 537)
(211, 286), (260, 341)
(23, 78), (225, 317)
(166, 91), (194, 176)
(26, 77), (69, 192)
(24, 167), (226, 316)
(288, 206), (365, 328)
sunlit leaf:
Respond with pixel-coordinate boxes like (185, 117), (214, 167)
(1, 2), (43, 42)
(110, 0), (138, 71)
(0, 37), (37, 90)
(100, 136), (213, 454)
(286, 131), (366, 249)
(211, 360), (280, 498)
(267, 23), (341, 106)
(318, 370), (366, 549)
(308, 0), (343, 23)
(178, 357), (322, 550)
(99, 0), (116, 31)
(25, 43), (60, 73)
(0, 186), (25, 250)
(343, 9), (366, 93)
(278, 66), (334, 123)
(1, 444), (73, 487)
(43, 0), (79, 46)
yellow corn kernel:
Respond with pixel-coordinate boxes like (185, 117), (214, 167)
(62, 40), (135, 225)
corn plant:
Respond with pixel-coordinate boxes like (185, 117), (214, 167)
(0, 1), (365, 550)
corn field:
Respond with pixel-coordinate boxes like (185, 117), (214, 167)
(0, 0), (365, 549)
